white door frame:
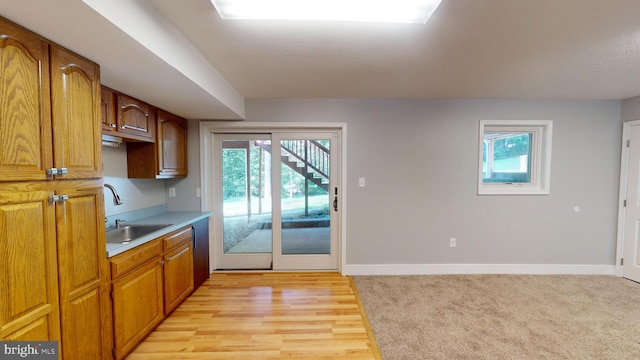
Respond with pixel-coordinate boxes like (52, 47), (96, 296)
(616, 119), (640, 278)
(200, 122), (348, 274)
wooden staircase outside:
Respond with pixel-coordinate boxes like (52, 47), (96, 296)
(257, 140), (330, 192)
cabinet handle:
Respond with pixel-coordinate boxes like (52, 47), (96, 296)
(48, 194), (69, 203)
(46, 167), (69, 176)
(166, 247), (189, 262)
(109, 123), (117, 128)
(192, 226), (197, 250)
(121, 124), (148, 132)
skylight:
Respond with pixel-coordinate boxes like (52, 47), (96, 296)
(210, 0), (442, 24)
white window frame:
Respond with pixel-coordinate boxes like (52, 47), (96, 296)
(478, 120), (553, 195)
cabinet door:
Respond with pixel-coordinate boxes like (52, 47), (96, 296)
(0, 186), (60, 341)
(50, 45), (102, 179)
(112, 259), (164, 360)
(116, 94), (156, 142)
(163, 242), (194, 315)
(101, 86), (117, 132)
(0, 19), (52, 181)
(55, 184), (111, 359)
(157, 110), (188, 178)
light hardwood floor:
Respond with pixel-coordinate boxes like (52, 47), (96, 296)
(125, 272), (381, 359)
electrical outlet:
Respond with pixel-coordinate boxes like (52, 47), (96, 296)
(196, 188), (201, 198)
(168, 187), (176, 197)
(449, 238), (456, 248)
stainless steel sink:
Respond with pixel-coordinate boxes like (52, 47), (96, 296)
(106, 224), (173, 244)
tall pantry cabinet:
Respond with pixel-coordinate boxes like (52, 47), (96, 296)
(0, 16), (111, 359)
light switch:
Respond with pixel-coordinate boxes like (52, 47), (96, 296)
(359, 177), (366, 187)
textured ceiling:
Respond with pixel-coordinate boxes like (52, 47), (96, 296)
(1, 0), (639, 119)
(149, 0), (640, 100)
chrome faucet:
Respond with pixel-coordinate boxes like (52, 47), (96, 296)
(104, 183), (123, 205)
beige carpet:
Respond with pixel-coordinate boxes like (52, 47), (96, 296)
(352, 275), (640, 360)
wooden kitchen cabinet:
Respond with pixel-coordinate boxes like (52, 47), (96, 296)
(0, 15), (109, 360)
(127, 109), (188, 179)
(162, 227), (194, 315)
(0, 185), (60, 341)
(0, 180), (111, 360)
(110, 239), (164, 360)
(0, 18), (101, 181)
(101, 86), (117, 132)
(55, 184), (112, 359)
(116, 94), (156, 142)
(0, 19), (52, 181)
(102, 87), (158, 143)
(109, 226), (195, 358)
(157, 110), (189, 178)
(50, 44), (102, 179)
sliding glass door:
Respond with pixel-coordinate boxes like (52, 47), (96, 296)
(213, 132), (338, 270)
(272, 132), (338, 270)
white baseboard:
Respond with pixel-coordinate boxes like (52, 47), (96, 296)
(343, 264), (617, 276)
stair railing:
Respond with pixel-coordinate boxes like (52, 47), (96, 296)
(281, 140), (330, 182)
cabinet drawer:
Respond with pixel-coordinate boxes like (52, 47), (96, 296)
(110, 239), (161, 279)
(163, 226), (192, 252)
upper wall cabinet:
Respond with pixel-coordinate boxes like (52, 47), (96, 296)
(117, 94), (156, 142)
(157, 110), (188, 178)
(127, 109), (188, 179)
(0, 19), (51, 181)
(50, 45), (102, 179)
(0, 17), (101, 181)
(101, 86), (116, 132)
(101, 87), (156, 142)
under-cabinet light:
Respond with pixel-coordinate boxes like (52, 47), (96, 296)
(210, 0), (442, 24)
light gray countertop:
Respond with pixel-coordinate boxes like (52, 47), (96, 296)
(106, 211), (211, 258)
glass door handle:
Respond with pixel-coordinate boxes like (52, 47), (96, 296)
(333, 187), (338, 212)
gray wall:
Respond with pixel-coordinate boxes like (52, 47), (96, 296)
(102, 120), (203, 216)
(103, 145), (166, 216)
(168, 98), (623, 266)
(622, 96), (640, 121)
(165, 119), (207, 211)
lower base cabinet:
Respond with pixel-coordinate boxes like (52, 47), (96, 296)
(110, 226), (194, 359)
(163, 227), (194, 315)
(0, 181), (111, 359)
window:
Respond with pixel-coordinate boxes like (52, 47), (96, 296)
(478, 120), (552, 195)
